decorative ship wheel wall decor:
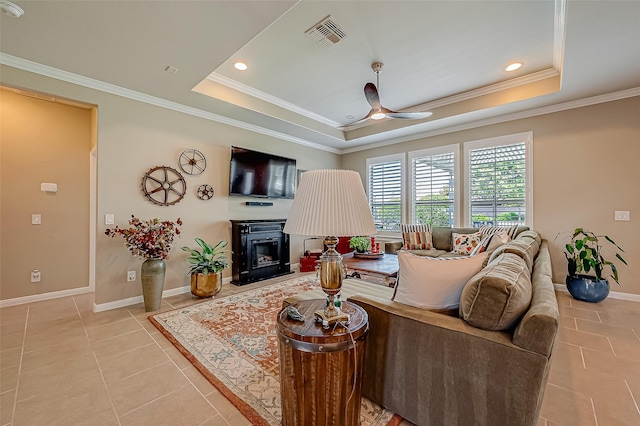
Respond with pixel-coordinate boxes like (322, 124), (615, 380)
(196, 184), (214, 200)
(179, 149), (207, 176)
(141, 166), (187, 206)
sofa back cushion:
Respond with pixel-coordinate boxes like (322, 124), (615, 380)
(394, 250), (488, 310)
(489, 235), (541, 272)
(513, 241), (559, 357)
(460, 253), (532, 330)
(401, 223), (433, 250)
(431, 227), (478, 251)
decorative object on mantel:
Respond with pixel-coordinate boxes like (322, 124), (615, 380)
(178, 149), (207, 175)
(557, 227), (627, 303)
(284, 169), (377, 328)
(141, 165), (186, 206)
(196, 184), (214, 200)
(105, 216), (182, 311)
(181, 238), (229, 298)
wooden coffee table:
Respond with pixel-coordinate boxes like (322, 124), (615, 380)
(342, 253), (399, 286)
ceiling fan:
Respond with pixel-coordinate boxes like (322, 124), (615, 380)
(348, 62), (432, 126)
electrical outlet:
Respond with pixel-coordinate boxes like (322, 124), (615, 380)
(614, 210), (630, 221)
(127, 270), (136, 282)
(31, 270), (41, 282)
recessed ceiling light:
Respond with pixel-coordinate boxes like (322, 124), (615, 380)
(505, 62), (523, 72)
(345, 115), (354, 120)
(0, 0), (24, 18)
(234, 62), (248, 71)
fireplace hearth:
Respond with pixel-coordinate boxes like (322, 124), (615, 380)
(230, 219), (292, 286)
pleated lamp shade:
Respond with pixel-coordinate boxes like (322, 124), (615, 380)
(283, 169), (377, 237)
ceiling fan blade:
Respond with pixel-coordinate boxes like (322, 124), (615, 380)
(385, 111), (433, 120)
(364, 83), (381, 110)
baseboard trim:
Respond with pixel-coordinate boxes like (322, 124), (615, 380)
(0, 286), (93, 309)
(92, 277), (233, 313)
(553, 284), (640, 303)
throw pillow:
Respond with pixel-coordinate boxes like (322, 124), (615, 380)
(393, 250), (488, 310)
(470, 232), (510, 256)
(460, 252), (532, 330)
(479, 225), (519, 240)
(401, 223), (433, 250)
(452, 232), (482, 255)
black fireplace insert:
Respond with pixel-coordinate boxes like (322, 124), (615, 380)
(230, 219), (292, 285)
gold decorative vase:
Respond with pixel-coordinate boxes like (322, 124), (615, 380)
(141, 258), (166, 312)
(190, 272), (222, 298)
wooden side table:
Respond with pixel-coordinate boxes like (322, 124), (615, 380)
(276, 299), (369, 426)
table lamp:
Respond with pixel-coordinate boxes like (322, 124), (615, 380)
(284, 169), (376, 326)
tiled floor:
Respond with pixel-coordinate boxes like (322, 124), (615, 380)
(1, 275), (639, 425)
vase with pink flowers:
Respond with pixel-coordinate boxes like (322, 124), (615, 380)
(105, 216), (182, 311)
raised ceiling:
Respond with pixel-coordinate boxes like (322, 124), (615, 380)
(1, 0), (639, 153)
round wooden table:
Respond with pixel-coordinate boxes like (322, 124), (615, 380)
(276, 299), (368, 426)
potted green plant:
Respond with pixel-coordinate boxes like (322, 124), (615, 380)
(181, 238), (229, 298)
(349, 236), (370, 253)
(558, 228), (627, 303)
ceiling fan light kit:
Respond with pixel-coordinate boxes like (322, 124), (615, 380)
(348, 62), (432, 126)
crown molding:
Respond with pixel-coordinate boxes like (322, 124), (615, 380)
(206, 71), (343, 128)
(0, 53), (341, 154)
(340, 87), (640, 154)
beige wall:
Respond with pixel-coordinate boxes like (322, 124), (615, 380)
(0, 88), (91, 299)
(341, 96), (640, 296)
(1, 65), (340, 305)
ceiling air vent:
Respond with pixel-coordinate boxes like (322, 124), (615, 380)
(305, 15), (346, 47)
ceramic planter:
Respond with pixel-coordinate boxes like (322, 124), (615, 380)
(191, 272), (222, 298)
(566, 274), (609, 303)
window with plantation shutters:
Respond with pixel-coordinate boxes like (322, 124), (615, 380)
(366, 154), (404, 232)
(464, 133), (532, 227)
(409, 146), (458, 227)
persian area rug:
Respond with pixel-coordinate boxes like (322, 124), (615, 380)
(149, 275), (401, 426)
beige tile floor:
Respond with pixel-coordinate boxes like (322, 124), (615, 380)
(1, 274), (639, 426)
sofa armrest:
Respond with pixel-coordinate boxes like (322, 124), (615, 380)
(347, 293), (551, 426)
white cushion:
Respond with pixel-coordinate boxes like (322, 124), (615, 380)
(393, 250), (488, 310)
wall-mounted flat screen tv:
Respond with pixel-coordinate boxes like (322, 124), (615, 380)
(229, 146), (297, 199)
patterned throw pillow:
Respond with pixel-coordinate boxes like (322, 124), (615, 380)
(452, 232), (482, 255)
(479, 225), (519, 240)
(470, 232), (511, 256)
(401, 223), (433, 250)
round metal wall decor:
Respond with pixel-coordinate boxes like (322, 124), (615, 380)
(197, 184), (214, 200)
(178, 149), (207, 176)
(141, 166), (187, 206)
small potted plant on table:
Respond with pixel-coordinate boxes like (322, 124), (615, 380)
(559, 227), (627, 303)
(349, 236), (371, 253)
(181, 238), (229, 298)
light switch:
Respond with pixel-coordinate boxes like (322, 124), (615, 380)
(105, 214), (115, 225)
(32, 214), (41, 225)
(615, 211), (630, 221)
